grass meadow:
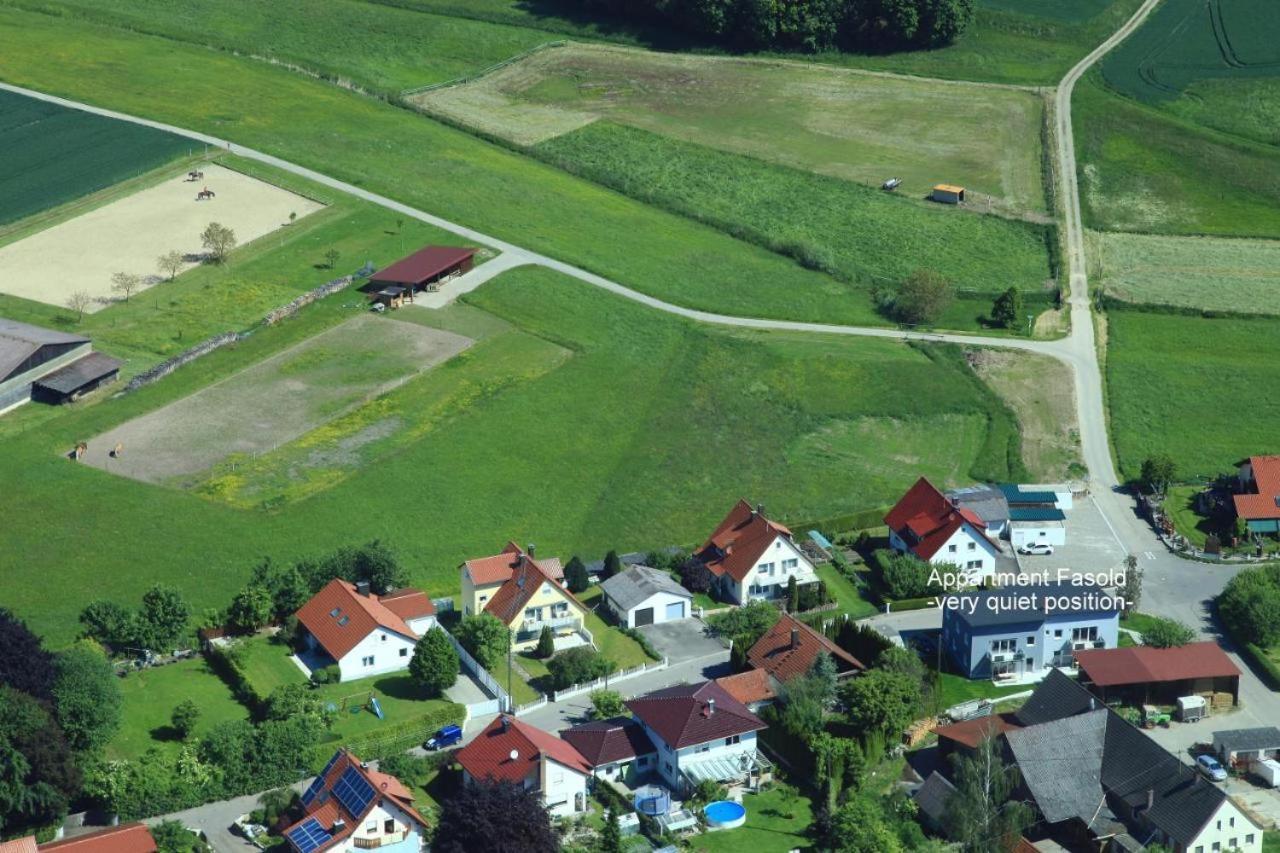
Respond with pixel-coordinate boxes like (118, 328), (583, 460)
(1093, 231), (1280, 315)
(12, 0), (552, 96)
(0, 7), (928, 330)
(107, 657), (248, 760)
(0, 88), (189, 225)
(1106, 309), (1280, 482)
(535, 122), (1056, 302)
(0, 266), (1026, 645)
(416, 42), (1049, 215)
(1073, 74), (1280, 238)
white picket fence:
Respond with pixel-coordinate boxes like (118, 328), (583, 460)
(440, 628), (513, 713)
(550, 656), (669, 702)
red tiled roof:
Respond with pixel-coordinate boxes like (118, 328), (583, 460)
(482, 558), (585, 626)
(379, 588), (436, 622)
(884, 477), (991, 560)
(39, 825), (156, 853)
(282, 749), (428, 853)
(369, 245), (476, 287)
(746, 613), (865, 683)
(1073, 642), (1241, 688)
(714, 669), (777, 706)
(1234, 455), (1280, 520)
(0, 839), (37, 853)
(933, 713), (1024, 749)
(457, 715), (592, 784)
(295, 579), (419, 661)
(559, 717), (656, 767)
(625, 681), (765, 749)
(464, 542), (564, 586)
(696, 499), (794, 582)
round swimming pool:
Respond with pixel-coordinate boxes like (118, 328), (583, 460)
(703, 800), (747, 829)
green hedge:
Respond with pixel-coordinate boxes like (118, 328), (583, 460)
(310, 702), (464, 768)
(788, 506), (893, 537)
(205, 643), (269, 712)
(884, 595), (938, 612)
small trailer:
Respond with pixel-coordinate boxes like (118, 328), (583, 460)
(1253, 758), (1280, 788)
(1178, 695), (1207, 723)
(882, 177), (903, 191)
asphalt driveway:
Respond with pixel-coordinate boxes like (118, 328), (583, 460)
(636, 617), (726, 664)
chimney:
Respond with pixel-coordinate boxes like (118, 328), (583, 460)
(500, 715), (510, 732)
(356, 580), (371, 597)
(332, 819), (346, 833)
(791, 628), (800, 650)
(527, 542), (536, 558)
(1145, 789), (1154, 811)
(755, 503), (765, 518)
(706, 698), (716, 716)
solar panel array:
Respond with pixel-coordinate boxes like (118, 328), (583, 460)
(286, 818), (332, 853)
(302, 752), (341, 806)
(333, 766), (375, 817)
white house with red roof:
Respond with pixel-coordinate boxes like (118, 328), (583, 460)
(295, 579), (437, 682)
(695, 500), (817, 605)
(1235, 455), (1280, 536)
(460, 541), (564, 617)
(885, 477), (1001, 581)
(284, 748), (429, 853)
(624, 680), (768, 794)
(455, 714), (592, 817)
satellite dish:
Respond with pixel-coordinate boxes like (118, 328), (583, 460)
(509, 749), (519, 761)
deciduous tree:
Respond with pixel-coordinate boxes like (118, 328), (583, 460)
(409, 628), (460, 697)
(1139, 454), (1177, 494)
(454, 613), (510, 671)
(433, 780), (557, 853)
(893, 268), (953, 325)
(171, 699), (200, 740)
(157, 250), (185, 281)
(991, 287), (1023, 330)
(547, 646), (613, 690)
(139, 584), (191, 651)
(1141, 617), (1196, 648)
(945, 733), (1033, 852)
(589, 689), (625, 719)
(110, 271), (142, 302)
(839, 668), (920, 738)
(52, 641), (122, 752)
(200, 222), (237, 263)
(226, 585), (274, 634)
(0, 610), (56, 700)
(65, 291), (92, 322)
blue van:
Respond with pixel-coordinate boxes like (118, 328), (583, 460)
(425, 724), (463, 750)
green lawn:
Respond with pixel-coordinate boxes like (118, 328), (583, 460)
(17, 0), (553, 96)
(686, 785), (814, 853)
(577, 586), (656, 669)
(1264, 830), (1280, 853)
(815, 564), (877, 620)
(1162, 486), (1216, 549)
(416, 41), (1049, 216)
(1119, 611), (1171, 639)
(1093, 230), (1280, 315)
(108, 657), (248, 760)
(936, 672), (1032, 710)
(1105, 310), (1280, 482)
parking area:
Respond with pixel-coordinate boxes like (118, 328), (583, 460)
(1224, 777), (1280, 830)
(636, 618), (726, 664)
(1015, 496), (1128, 577)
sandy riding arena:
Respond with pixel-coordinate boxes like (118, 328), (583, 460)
(0, 164), (322, 311)
(82, 315), (472, 484)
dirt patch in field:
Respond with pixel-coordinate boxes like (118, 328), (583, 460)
(969, 349), (1083, 481)
(0, 164), (322, 311)
(82, 315), (470, 483)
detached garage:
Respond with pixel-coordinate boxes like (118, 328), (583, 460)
(601, 565), (693, 629)
(1008, 507), (1067, 549)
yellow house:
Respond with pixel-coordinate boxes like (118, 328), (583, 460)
(482, 558), (589, 652)
(460, 541), (564, 617)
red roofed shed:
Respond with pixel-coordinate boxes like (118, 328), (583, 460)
(368, 246), (476, 301)
(1074, 641), (1240, 706)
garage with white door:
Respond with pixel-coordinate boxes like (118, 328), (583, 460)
(601, 565), (693, 629)
(1008, 507), (1068, 549)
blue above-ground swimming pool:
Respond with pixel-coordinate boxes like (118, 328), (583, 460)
(703, 800), (747, 829)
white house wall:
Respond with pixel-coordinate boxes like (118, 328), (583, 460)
(726, 535), (818, 604)
(639, 718), (759, 790)
(338, 798), (424, 853)
(1009, 523), (1067, 549)
(541, 758), (589, 817)
(1183, 797), (1263, 853)
(334, 628), (418, 681)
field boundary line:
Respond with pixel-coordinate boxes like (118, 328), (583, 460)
(400, 39), (568, 97)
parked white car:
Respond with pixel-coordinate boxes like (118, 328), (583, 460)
(1018, 542), (1055, 556)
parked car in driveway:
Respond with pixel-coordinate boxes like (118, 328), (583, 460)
(1196, 754), (1228, 782)
(424, 724), (462, 750)
(1018, 542), (1055, 555)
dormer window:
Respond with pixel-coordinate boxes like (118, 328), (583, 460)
(330, 607), (341, 617)
(338, 615), (350, 626)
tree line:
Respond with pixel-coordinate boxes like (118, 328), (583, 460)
(572, 0), (974, 53)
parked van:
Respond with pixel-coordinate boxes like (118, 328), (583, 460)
(425, 724), (463, 750)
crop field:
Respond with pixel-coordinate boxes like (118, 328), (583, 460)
(82, 315), (472, 484)
(0, 88), (189, 226)
(1073, 75), (1280, 238)
(0, 266), (1028, 644)
(15, 0), (553, 96)
(414, 42), (1049, 215)
(1093, 231), (1280, 314)
(0, 163), (323, 311)
(535, 122), (1056, 300)
(1106, 309), (1280, 482)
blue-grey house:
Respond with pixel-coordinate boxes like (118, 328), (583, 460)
(942, 582), (1121, 680)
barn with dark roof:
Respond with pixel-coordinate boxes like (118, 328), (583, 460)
(0, 318), (120, 412)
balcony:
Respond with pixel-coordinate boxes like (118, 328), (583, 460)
(353, 832), (407, 849)
(521, 613), (580, 632)
(991, 650), (1024, 663)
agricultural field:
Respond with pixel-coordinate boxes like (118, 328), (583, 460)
(1092, 231), (1280, 314)
(82, 315), (473, 485)
(969, 348), (1084, 481)
(0, 266), (1029, 644)
(414, 42), (1050, 215)
(1106, 309), (1280, 483)
(11, 0), (553, 96)
(1073, 74), (1280, 238)
(0, 88), (189, 226)
(534, 122), (1056, 302)
(0, 163), (323, 310)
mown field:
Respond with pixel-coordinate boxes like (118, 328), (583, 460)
(1106, 309), (1280, 482)
(0, 88), (189, 225)
(415, 42), (1049, 215)
(7, 0), (552, 95)
(1073, 74), (1280, 238)
(1093, 231), (1280, 314)
(0, 265), (1028, 645)
(535, 122), (1056, 302)
(0, 7), (930, 329)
